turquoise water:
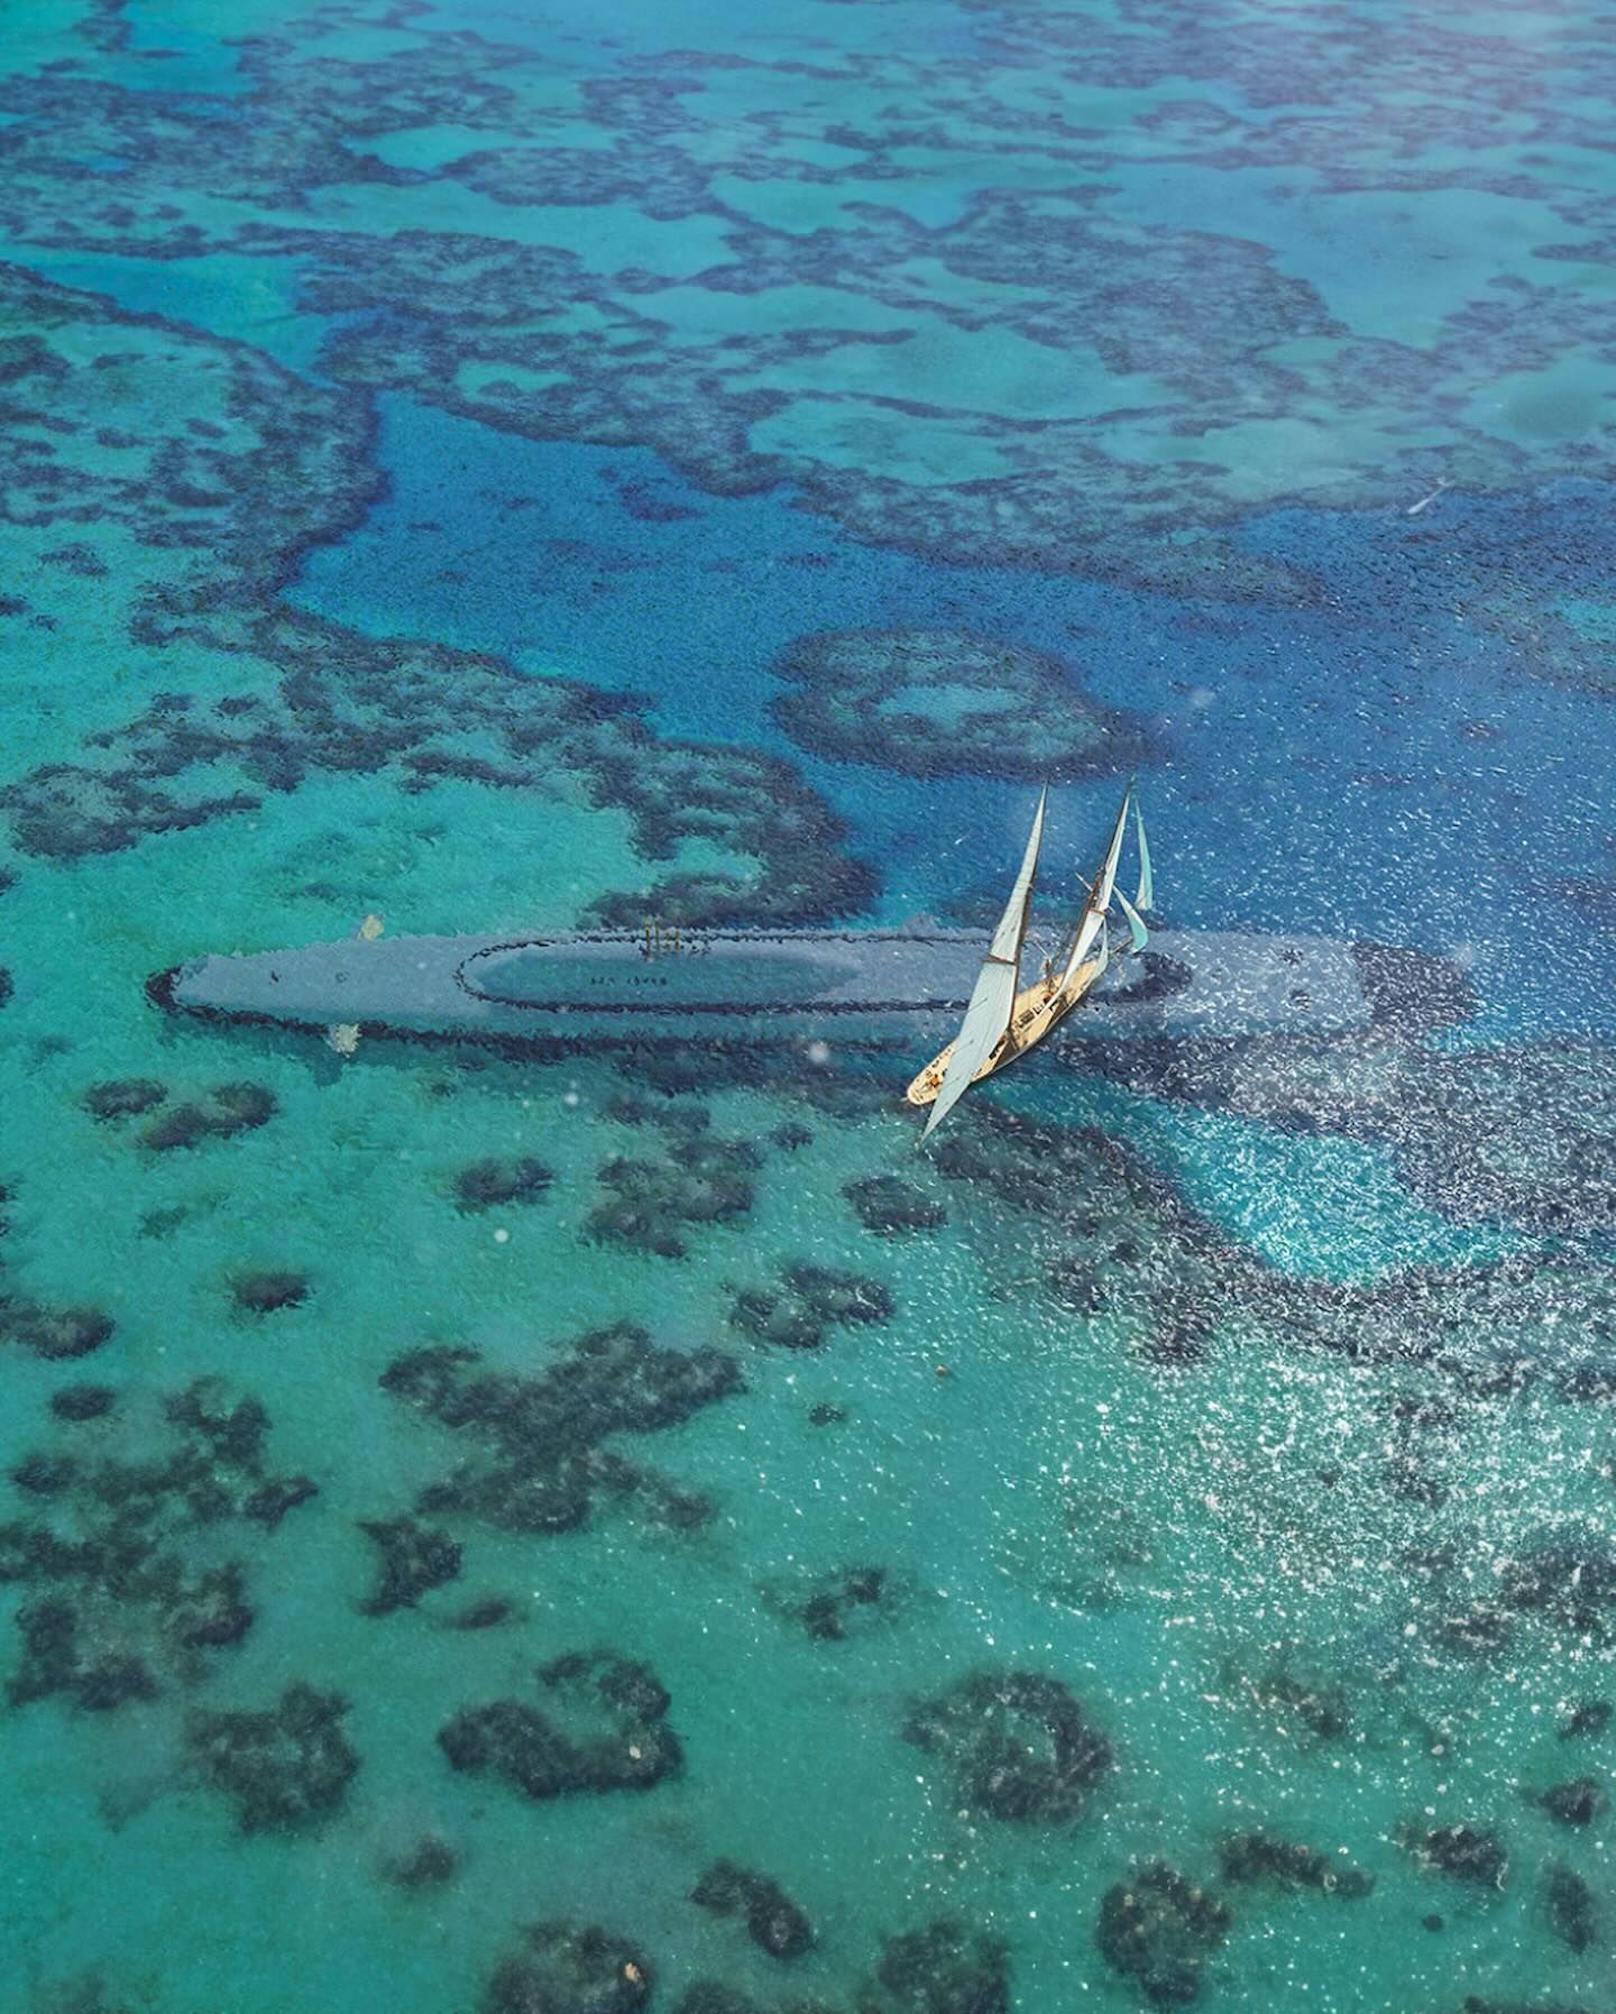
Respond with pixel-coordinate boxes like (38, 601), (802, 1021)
(2, 4), (1616, 2012)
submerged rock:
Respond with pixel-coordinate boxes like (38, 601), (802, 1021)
(439, 1651), (681, 1802)
(691, 1861), (813, 1960)
(188, 1682), (359, 1834)
(904, 1669), (1111, 1823)
(49, 1384), (116, 1422)
(1096, 1863), (1231, 2007)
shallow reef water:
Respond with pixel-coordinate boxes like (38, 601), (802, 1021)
(2, 3), (1616, 2012)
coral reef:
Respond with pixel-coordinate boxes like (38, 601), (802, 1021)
(1095, 1864), (1232, 2008)
(380, 1323), (741, 1537)
(382, 1836), (459, 1892)
(903, 1669), (1111, 1823)
(588, 1133), (758, 1259)
(439, 1652), (680, 1801)
(232, 1270), (310, 1316)
(454, 1156), (553, 1212)
(481, 1922), (650, 2014)
(1544, 1865), (1599, 1954)
(843, 1175), (946, 1237)
(0, 1378), (313, 1710)
(730, 1263), (894, 1351)
(691, 1861), (813, 1960)
(1216, 1833), (1373, 1898)
(1535, 1776), (1607, 1828)
(1402, 1824), (1510, 1889)
(761, 1563), (909, 1643)
(187, 1682), (359, 1835)
(771, 629), (1156, 781)
(139, 1082), (278, 1154)
(358, 1516), (462, 1616)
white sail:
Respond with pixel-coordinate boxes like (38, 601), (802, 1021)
(1135, 801), (1153, 912)
(1116, 887), (1148, 953)
(922, 790), (1046, 1140)
(1058, 786), (1132, 989)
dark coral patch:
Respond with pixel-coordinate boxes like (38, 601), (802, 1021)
(0, 1300), (113, 1360)
(82, 1078), (166, 1121)
(904, 1669), (1111, 1823)
(0, 1376), (313, 1710)
(1217, 1832), (1373, 1898)
(1402, 1823), (1509, 1888)
(1535, 1776), (1606, 1827)
(771, 628), (1156, 782)
(869, 1918), (1010, 2014)
(1097, 1864), (1231, 2007)
(140, 1081), (277, 1152)
(482, 1922), (650, 2014)
(762, 1563), (908, 1643)
(231, 1270), (309, 1316)
(49, 1384), (116, 1422)
(358, 1515), (462, 1615)
(381, 1323), (741, 1537)
(188, 1682), (359, 1834)
(691, 1861), (814, 1960)
(439, 1651), (680, 1802)
(383, 1835), (459, 1892)
(844, 1175), (946, 1236)
(1544, 1865), (1599, 1953)
(588, 1134), (758, 1259)
(730, 1263), (894, 1351)
(453, 1155), (553, 1211)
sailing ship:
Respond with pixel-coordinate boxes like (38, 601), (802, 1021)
(907, 783), (1151, 1136)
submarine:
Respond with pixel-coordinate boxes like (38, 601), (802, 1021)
(148, 921), (1414, 1055)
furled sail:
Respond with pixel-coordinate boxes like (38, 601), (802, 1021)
(922, 789), (1047, 1141)
(1135, 801), (1153, 912)
(1058, 785), (1132, 990)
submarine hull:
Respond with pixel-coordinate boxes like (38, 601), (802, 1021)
(151, 927), (1392, 1051)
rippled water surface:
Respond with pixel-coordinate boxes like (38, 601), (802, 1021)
(2, 4), (1615, 2012)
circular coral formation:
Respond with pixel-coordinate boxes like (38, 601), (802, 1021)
(771, 628), (1155, 781)
(904, 1669), (1112, 1823)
